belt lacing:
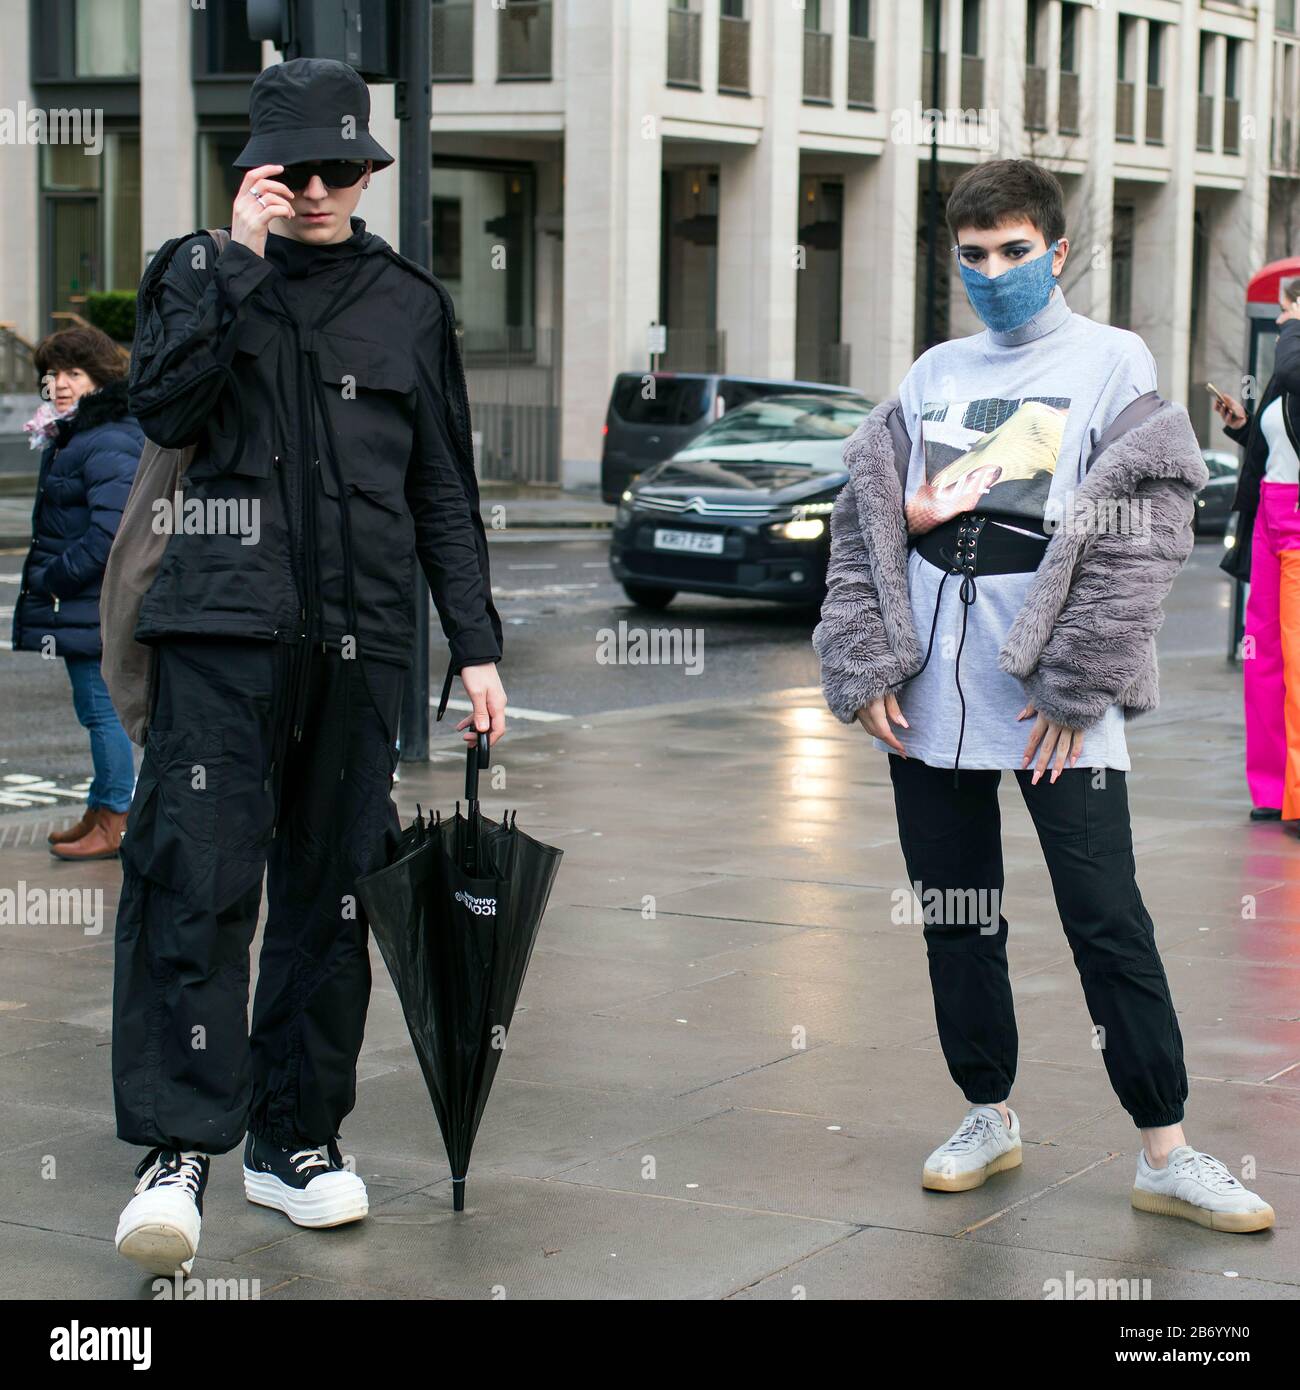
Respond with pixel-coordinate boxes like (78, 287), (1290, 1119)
(896, 513), (988, 787)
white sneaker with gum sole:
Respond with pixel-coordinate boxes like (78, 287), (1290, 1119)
(922, 1105), (1022, 1192)
(1132, 1145), (1275, 1233)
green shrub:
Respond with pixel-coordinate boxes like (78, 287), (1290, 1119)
(84, 291), (137, 344)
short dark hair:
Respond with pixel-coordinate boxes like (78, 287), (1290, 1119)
(1285, 277), (1300, 306)
(34, 324), (126, 388)
(946, 159), (1067, 247)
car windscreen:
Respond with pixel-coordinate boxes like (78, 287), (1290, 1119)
(693, 396), (871, 448)
(610, 376), (711, 426)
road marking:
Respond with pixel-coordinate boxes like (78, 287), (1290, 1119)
(507, 562), (558, 570)
(0, 773), (91, 808)
(432, 697), (570, 722)
(493, 582), (600, 600)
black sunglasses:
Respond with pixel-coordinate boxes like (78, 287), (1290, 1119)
(279, 160), (368, 192)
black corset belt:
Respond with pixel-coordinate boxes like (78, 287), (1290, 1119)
(912, 512), (1050, 577)
(901, 512), (1051, 783)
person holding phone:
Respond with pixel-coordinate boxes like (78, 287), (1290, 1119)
(1213, 278), (1300, 822)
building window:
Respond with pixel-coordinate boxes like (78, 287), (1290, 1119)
(1147, 21), (1164, 87)
(667, 0), (703, 88)
(432, 198), (463, 282)
(1198, 32), (1216, 96)
(803, 0), (832, 103)
(197, 130), (252, 229)
(1196, 33), (1215, 151)
(961, 0), (980, 57)
(848, 0), (874, 108)
(1025, 0), (1047, 130)
(1116, 14), (1137, 140)
(1059, 3), (1081, 133)
(75, 0), (139, 76)
(796, 180), (846, 385)
(1146, 21), (1165, 144)
(498, 0), (553, 82)
(923, 0), (946, 106)
(432, 0), (475, 81)
(1110, 203), (1134, 329)
(1224, 38), (1242, 155)
(431, 163), (536, 351)
(1118, 15), (1134, 82)
(960, 1), (984, 108)
(1026, 0), (1043, 66)
(718, 0), (750, 95)
(40, 129), (141, 327)
(1060, 3), (1078, 73)
(33, 0), (141, 80)
(193, 0), (261, 77)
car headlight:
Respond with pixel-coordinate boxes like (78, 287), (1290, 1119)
(769, 518), (826, 541)
(766, 501), (833, 542)
(616, 490), (634, 525)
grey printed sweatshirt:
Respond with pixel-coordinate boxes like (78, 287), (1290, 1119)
(885, 287), (1157, 768)
(812, 292), (1209, 751)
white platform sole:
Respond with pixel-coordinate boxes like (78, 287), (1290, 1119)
(115, 1194), (200, 1276)
(243, 1167), (368, 1228)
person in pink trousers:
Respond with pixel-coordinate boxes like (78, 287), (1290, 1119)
(1217, 280), (1300, 821)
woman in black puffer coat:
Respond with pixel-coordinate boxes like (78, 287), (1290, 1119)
(13, 325), (143, 860)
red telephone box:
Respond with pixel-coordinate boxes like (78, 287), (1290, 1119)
(1246, 256), (1300, 388)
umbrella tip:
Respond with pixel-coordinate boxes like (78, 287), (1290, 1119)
(453, 1178), (466, 1213)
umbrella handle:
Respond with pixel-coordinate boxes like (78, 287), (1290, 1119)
(464, 730), (490, 803)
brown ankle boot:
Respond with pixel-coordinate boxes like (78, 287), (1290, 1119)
(49, 806), (98, 846)
(51, 808), (127, 862)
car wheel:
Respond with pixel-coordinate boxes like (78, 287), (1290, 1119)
(622, 583), (676, 610)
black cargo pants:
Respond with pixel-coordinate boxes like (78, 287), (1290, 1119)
(112, 637), (404, 1155)
(888, 754), (1189, 1130)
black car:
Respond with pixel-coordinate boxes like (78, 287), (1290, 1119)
(1194, 450), (1239, 536)
(600, 371), (857, 503)
(609, 392), (873, 609)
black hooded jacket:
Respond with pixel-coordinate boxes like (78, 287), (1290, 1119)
(127, 218), (502, 717)
(1220, 317), (1300, 582)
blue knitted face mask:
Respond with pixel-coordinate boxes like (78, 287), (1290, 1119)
(958, 241), (1060, 333)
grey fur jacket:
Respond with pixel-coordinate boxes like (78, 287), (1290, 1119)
(813, 391), (1209, 731)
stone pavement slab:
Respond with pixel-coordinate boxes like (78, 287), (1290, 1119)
(1, 637), (1297, 1299)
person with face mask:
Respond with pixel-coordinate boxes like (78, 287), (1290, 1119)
(814, 160), (1275, 1233)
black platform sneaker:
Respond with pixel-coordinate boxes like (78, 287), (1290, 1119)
(242, 1133), (368, 1228)
(115, 1149), (210, 1275)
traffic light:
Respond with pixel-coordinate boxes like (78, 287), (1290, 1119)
(246, 0), (400, 82)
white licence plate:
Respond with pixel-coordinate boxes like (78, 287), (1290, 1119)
(654, 528), (724, 555)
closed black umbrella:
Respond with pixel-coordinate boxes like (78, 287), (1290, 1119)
(356, 732), (562, 1211)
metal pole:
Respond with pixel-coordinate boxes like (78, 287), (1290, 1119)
(924, 0), (942, 352)
(399, 0), (432, 761)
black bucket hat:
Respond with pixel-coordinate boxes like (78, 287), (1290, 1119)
(233, 58), (394, 170)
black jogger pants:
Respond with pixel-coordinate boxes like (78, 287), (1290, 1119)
(888, 755), (1188, 1129)
(112, 638), (404, 1155)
